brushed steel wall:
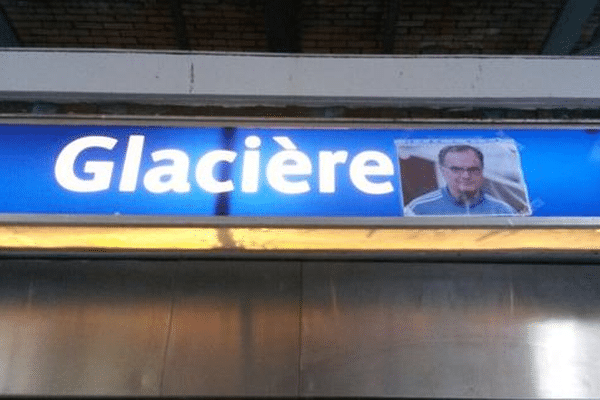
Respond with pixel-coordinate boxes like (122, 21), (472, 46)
(0, 258), (598, 397)
(302, 262), (600, 398)
(0, 259), (300, 396)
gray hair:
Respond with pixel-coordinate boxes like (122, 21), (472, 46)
(438, 144), (484, 168)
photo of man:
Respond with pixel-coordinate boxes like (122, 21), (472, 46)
(396, 139), (530, 216)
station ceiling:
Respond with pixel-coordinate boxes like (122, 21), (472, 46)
(2, 0), (600, 55)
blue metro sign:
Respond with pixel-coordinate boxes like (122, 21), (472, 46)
(1, 123), (598, 218)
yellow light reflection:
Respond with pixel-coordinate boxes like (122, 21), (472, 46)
(530, 320), (587, 398)
(0, 226), (599, 252)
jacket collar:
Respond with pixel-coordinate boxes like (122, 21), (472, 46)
(443, 186), (484, 208)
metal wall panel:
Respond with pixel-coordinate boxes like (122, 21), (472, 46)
(0, 259), (173, 396)
(0, 257), (599, 398)
(0, 259), (301, 396)
(161, 261), (301, 396)
(301, 261), (600, 398)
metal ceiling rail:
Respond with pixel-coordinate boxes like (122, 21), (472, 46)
(1, 49), (600, 109)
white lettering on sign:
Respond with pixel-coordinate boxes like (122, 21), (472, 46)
(118, 135), (145, 192)
(266, 137), (312, 194)
(349, 151), (394, 195)
(195, 150), (237, 193)
(54, 136), (117, 192)
(318, 151), (348, 193)
(241, 135), (261, 193)
(144, 150), (191, 193)
(54, 135), (395, 195)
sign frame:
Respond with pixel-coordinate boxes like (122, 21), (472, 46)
(1, 115), (600, 228)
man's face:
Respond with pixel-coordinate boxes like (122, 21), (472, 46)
(440, 149), (484, 199)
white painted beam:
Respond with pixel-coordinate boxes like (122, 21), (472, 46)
(2, 49), (600, 109)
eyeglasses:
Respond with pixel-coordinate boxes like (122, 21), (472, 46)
(444, 165), (482, 175)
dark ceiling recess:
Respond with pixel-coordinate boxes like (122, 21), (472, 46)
(170, 0), (190, 50)
(541, 0), (600, 54)
(264, 0), (301, 52)
(0, 0), (598, 55)
(382, 0), (399, 54)
(0, 4), (19, 46)
(575, 1), (600, 54)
